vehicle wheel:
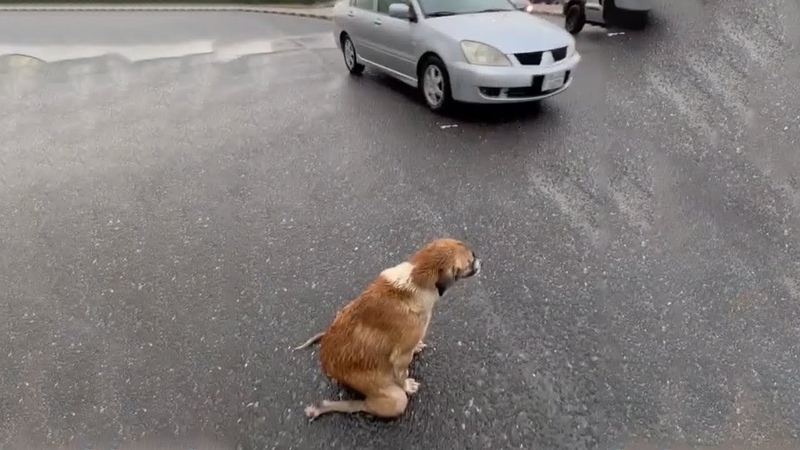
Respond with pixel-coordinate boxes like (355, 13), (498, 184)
(564, 3), (586, 35)
(341, 34), (365, 75)
(418, 55), (453, 113)
(621, 10), (648, 30)
(603, 0), (647, 30)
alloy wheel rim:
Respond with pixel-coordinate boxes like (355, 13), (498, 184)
(423, 65), (444, 107)
(344, 39), (355, 69)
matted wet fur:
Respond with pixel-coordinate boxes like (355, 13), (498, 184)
(295, 238), (481, 420)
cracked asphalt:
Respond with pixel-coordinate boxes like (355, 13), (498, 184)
(1, 3), (800, 449)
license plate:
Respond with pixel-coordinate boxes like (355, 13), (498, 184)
(541, 71), (565, 91)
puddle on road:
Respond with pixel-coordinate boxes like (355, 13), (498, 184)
(290, 33), (337, 50)
(213, 38), (302, 62)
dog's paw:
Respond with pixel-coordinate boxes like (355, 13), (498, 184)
(304, 405), (321, 419)
(403, 378), (421, 394)
(414, 341), (427, 354)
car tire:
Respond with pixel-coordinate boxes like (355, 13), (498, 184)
(341, 34), (365, 76)
(603, 0), (647, 30)
(564, 2), (586, 35)
(621, 10), (648, 30)
(418, 55), (453, 113)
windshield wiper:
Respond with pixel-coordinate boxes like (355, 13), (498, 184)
(474, 8), (513, 13)
(426, 11), (458, 17)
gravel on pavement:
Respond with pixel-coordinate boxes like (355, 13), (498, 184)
(1, 3), (799, 450)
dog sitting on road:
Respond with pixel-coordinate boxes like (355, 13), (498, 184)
(294, 238), (482, 420)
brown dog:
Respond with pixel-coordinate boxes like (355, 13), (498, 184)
(294, 238), (481, 420)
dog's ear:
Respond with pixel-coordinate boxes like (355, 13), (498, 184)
(435, 267), (456, 296)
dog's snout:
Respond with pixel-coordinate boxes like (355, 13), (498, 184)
(471, 257), (481, 275)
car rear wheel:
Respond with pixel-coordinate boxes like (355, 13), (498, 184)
(418, 56), (453, 113)
(621, 10), (648, 30)
(603, 0), (647, 30)
(341, 34), (365, 75)
(565, 3), (586, 34)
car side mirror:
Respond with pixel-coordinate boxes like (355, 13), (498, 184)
(388, 3), (414, 21)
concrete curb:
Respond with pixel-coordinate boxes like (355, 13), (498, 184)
(256, 8), (332, 20)
(0, 3), (562, 18)
(0, 6), (333, 19)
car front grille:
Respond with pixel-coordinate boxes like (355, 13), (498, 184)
(514, 46), (568, 66)
(478, 70), (571, 99)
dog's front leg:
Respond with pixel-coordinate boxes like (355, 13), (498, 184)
(391, 350), (419, 394)
(414, 313), (433, 355)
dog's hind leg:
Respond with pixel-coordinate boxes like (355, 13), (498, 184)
(304, 399), (365, 420)
(364, 385), (409, 418)
(304, 385), (409, 420)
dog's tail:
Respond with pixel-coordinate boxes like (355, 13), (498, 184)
(292, 331), (325, 351)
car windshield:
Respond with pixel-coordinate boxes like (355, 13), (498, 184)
(417, 0), (517, 17)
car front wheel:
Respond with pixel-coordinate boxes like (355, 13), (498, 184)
(418, 56), (453, 113)
(341, 34), (365, 75)
(565, 2), (586, 34)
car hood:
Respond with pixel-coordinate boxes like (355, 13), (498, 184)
(423, 11), (573, 54)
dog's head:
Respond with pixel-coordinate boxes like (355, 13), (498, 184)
(409, 238), (481, 296)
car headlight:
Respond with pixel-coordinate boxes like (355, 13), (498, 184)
(460, 41), (511, 66)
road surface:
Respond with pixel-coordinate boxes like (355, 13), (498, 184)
(1, 4), (799, 450)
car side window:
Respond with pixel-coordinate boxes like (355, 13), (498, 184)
(377, 0), (407, 14)
(353, 0), (375, 10)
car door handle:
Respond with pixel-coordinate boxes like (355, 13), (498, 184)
(347, 10), (354, 16)
(374, 18), (382, 25)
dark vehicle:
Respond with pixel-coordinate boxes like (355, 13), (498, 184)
(562, 0), (652, 34)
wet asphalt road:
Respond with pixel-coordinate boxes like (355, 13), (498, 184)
(1, 3), (800, 450)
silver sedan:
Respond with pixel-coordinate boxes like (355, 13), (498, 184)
(331, 0), (581, 112)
